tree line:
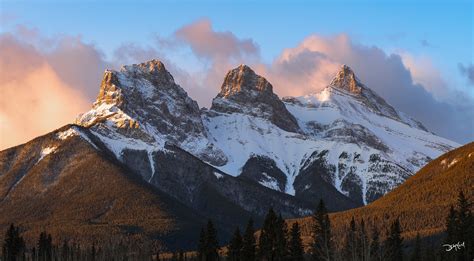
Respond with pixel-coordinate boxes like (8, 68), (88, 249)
(2, 191), (472, 260)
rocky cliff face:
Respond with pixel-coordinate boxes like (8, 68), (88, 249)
(74, 60), (316, 217)
(3, 60), (458, 219)
(204, 64), (457, 205)
(210, 65), (300, 133)
(74, 61), (459, 206)
(76, 59), (227, 166)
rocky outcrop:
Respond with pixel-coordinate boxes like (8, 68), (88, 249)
(210, 65), (300, 133)
(78, 60), (206, 143)
(144, 145), (312, 218)
(330, 64), (364, 94)
(293, 150), (362, 211)
(77, 59), (227, 166)
(330, 64), (402, 122)
(239, 155), (287, 192)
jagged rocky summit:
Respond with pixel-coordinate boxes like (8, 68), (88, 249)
(0, 59), (461, 249)
(74, 60), (458, 207)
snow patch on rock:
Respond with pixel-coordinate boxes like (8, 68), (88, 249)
(214, 172), (224, 179)
(36, 146), (57, 164)
(448, 158), (460, 168)
(259, 172), (280, 191)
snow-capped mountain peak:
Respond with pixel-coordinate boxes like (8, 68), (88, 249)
(210, 64), (300, 133)
(74, 59), (458, 207)
(316, 65), (426, 130)
(330, 64), (364, 94)
(76, 59), (227, 167)
(217, 64), (273, 98)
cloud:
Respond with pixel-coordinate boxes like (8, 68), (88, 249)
(140, 21), (473, 144)
(157, 19), (262, 107)
(255, 34), (473, 143)
(0, 29), (107, 150)
(458, 63), (474, 85)
(1, 20), (472, 149)
(175, 18), (260, 62)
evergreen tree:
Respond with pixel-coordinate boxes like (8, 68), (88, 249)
(197, 228), (206, 261)
(91, 242), (96, 261)
(258, 208), (278, 261)
(61, 240), (69, 261)
(384, 218), (403, 261)
(369, 226), (381, 261)
(2, 224), (25, 261)
(227, 227), (243, 261)
(445, 205), (457, 244)
(410, 233), (421, 261)
(197, 220), (219, 261)
(455, 190), (472, 260)
(288, 222), (304, 261)
(359, 219), (369, 261)
(241, 219), (256, 261)
(32, 247), (36, 261)
(444, 190), (473, 261)
(311, 199), (332, 261)
(344, 217), (357, 261)
(46, 234), (52, 261)
(275, 214), (289, 260)
(38, 232), (49, 261)
(205, 220), (219, 261)
(155, 250), (161, 261)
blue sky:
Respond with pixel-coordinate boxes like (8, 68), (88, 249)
(0, 0), (473, 147)
(2, 0), (472, 66)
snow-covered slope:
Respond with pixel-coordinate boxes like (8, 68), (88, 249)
(76, 60), (459, 206)
(202, 64), (459, 204)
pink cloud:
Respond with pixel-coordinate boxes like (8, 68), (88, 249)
(175, 18), (259, 62)
(1, 20), (472, 149)
(0, 30), (106, 150)
(166, 23), (473, 143)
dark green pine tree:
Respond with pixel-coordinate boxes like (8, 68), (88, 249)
(2, 224), (25, 261)
(156, 250), (161, 261)
(197, 228), (207, 261)
(288, 222), (304, 261)
(410, 233), (421, 261)
(205, 220), (219, 261)
(227, 227), (243, 261)
(359, 219), (369, 261)
(275, 214), (289, 261)
(61, 240), (69, 261)
(241, 219), (256, 261)
(38, 232), (48, 261)
(91, 242), (96, 261)
(369, 226), (381, 261)
(311, 199), (332, 261)
(445, 205), (457, 244)
(344, 217), (358, 261)
(455, 190), (473, 260)
(384, 218), (403, 261)
(31, 247), (36, 261)
(258, 208), (278, 261)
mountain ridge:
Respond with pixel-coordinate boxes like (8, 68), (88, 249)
(3, 59), (459, 211)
